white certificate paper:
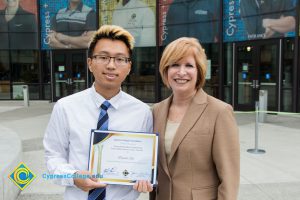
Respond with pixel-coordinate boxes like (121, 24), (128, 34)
(88, 130), (158, 185)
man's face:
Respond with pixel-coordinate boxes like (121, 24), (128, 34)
(5, 0), (19, 8)
(69, 0), (81, 3)
(88, 38), (131, 94)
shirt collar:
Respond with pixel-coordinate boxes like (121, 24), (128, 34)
(90, 84), (122, 110)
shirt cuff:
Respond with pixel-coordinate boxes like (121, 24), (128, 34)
(54, 169), (78, 186)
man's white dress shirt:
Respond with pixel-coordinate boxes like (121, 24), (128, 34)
(43, 85), (153, 200)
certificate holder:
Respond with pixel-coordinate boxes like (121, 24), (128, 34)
(88, 130), (158, 185)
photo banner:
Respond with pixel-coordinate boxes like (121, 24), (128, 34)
(99, 0), (156, 47)
(223, 0), (297, 42)
(40, 0), (96, 49)
(159, 0), (220, 46)
(0, 0), (38, 49)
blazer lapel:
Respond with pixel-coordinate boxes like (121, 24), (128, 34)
(156, 96), (172, 179)
(168, 89), (208, 162)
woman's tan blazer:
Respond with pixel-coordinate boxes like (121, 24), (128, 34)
(152, 89), (240, 200)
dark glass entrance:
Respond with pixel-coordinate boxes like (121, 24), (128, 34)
(52, 51), (88, 101)
(235, 41), (279, 111)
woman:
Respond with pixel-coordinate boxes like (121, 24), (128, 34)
(152, 37), (240, 200)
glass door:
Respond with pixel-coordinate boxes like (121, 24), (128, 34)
(52, 51), (87, 101)
(71, 53), (87, 93)
(235, 44), (257, 110)
(259, 43), (278, 111)
(235, 41), (279, 111)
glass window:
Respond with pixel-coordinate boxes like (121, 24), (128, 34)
(41, 50), (51, 100)
(41, 51), (51, 84)
(282, 38), (294, 112)
(159, 46), (172, 100)
(259, 43), (278, 111)
(10, 50), (39, 99)
(123, 47), (156, 102)
(223, 43), (233, 104)
(11, 50), (39, 83)
(203, 43), (220, 98)
(0, 50), (10, 99)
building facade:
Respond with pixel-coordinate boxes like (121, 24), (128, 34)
(0, 0), (299, 112)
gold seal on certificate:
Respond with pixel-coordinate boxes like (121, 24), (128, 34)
(88, 130), (158, 185)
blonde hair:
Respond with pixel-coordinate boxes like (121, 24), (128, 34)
(159, 37), (207, 89)
(88, 25), (135, 58)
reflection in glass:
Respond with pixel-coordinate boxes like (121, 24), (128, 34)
(236, 45), (254, 105)
(41, 50), (51, 100)
(202, 43), (219, 98)
(72, 53), (86, 93)
(122, 47), (156, 102)
(282, 39), (294, 112)
(53, 52), (87, 100)
(28, 84), (40, 100)
(10, 50), (39, 99)
(224, 43), (233, 104)
(54, 54), (67, 98)
(11, 50), (39, 83)
(159, 46), (172, 100)
(259, 44), (277, 111)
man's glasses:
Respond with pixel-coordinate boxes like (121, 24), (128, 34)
(92, 55), (131, 67)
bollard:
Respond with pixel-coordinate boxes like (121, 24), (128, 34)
(258, 90), (268, 123)
(247, 101), (266, 154)
(23, 85), (29, 107)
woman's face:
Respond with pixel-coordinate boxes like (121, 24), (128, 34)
(167, 53), (198, 95)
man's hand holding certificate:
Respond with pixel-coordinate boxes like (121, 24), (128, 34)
(88, 130), (158, 186)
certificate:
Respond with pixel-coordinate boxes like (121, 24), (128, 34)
(88, 130), (158, 185)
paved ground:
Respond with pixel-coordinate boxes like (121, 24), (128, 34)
(0, 101), (299, 200)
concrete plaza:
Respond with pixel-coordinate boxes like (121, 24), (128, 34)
(0, 101), (299, 200)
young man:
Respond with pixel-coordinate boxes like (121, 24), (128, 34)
(44, 25), (153, 200)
